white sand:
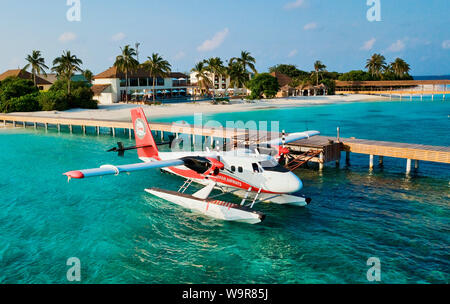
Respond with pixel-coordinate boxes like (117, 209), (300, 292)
(9, 94), (389, 121)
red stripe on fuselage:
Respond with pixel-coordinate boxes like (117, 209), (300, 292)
(167, 166), (277, 194)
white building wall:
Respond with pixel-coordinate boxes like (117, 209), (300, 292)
(93, 78), (120, 104)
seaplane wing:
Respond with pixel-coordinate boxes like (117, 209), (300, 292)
(263, 131), (320, 146)
(64, 159), (185, 179)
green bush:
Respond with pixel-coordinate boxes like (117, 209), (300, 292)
(49, 79), (89, 92)
(321, 79), (336, 95)
(49, 79), (97, 109)
(70, 86), (97, 109)
(0, 93), (40, 113)
(38, 91), (69, 111)
(263, 90), (277, 98)
(338, 70), (373, 81)
(0, 77), (39, 101)
(247, 73), (280, 100)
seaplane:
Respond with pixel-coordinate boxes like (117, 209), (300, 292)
(64, 108), (320, 224)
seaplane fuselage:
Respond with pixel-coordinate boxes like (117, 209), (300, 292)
(147, 150), (303, 195)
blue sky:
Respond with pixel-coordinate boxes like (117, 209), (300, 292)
(0, 0), (449, 75)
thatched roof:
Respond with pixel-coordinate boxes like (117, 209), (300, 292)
(270, 72), (292, 87)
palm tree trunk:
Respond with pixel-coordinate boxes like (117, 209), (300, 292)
(125, 71), (129, 103)
(153, 76), (156, 102)
(68, 77), (71, 95)
(213, 74), (216, 100)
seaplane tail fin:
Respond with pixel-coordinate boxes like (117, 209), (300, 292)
(131, 107), (159, 159)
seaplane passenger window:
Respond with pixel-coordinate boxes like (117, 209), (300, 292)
(231, 166), (236, 172)
(238, 166), (243, 173)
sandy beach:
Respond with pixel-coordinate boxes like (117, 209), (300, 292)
(8, 94), (389, 121)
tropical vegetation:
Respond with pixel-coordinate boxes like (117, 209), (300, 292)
(142, 53), (172, 102)
(247, 73), (279, 99)
(52, 50), (83, 95)
(114, 45), (139, 102)
(23, 50), (48, 86)
(0, 50), (97, 113)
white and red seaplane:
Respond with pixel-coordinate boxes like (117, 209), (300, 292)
(64, 108), (320, 224)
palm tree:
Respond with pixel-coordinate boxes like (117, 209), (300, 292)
(230, 50), (257, 81)
(52, 51), (83, 95)
(204, 57), (225, 99)
(390, 58), (410, 78)
(114, 45), (139, 102)
(142, 53), (172, 102)
(313, 60), (327, 86)
(83, 69), (94, 84)
(227, 61), (248, 96)
(191, 62), (212, 96)
(365, 53), (387, 79)
(23, 50), (49, 87)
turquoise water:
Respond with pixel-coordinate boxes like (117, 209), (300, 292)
(0, 99), (449, 284)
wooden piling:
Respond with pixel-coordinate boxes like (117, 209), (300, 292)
(406, 159), (412, 174)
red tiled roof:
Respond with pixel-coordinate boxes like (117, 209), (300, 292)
(94, 66), (187, 80)
(0, 69), (52, 85)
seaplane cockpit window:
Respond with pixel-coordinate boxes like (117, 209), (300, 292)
(260, 159), (290, 173)
(252, 163), (262, 173)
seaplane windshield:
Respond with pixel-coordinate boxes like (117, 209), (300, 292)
(260, 159), (290, 173)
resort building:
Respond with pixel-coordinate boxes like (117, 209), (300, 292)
(270, 72), (328, 97)
(0, 69), (52, 91)
(92, 67), (189, 104)
(189, 72), (247, 96)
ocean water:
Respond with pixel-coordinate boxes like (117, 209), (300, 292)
(0, 99), (449, 284)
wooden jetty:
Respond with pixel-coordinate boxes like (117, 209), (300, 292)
(1, 114), (449, 174)
(336, 80), (450, 100)
(0, 114), (247, 141)
(288, 136), (450, 173)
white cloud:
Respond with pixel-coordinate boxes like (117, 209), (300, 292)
(387, 40), (406, 52)
(59, 32), (77, 43)
(442, 40), (450, 49)
(288, 49), (298, 58)
(303, 22), (317, 31)
(174, 51), (186, 60)
(112, 32), (126, 42)
(284, 0), (305, 10)
(361, 38), (376, 51)
(197, 28), (229, 52)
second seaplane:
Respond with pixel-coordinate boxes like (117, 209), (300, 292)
(64, 108), (320, 224)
